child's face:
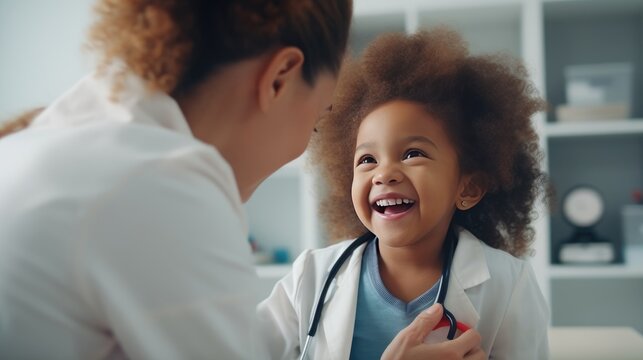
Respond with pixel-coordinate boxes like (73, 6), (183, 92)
(351, 100), (467, 247)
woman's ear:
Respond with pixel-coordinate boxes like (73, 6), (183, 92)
(257, 47), (305, 113)
(456, 173), (487, 211)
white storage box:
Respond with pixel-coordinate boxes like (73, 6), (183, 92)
(558, 62), (634, 122)
(622, 204), (643, 246)
(556, 103), (629, 123)
(564, 62), (633, 107)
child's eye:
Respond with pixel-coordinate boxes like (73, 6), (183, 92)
(357, 155), (376, 165)
(404, 150), (426, 159)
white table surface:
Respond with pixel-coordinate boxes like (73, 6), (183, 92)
(549, 327), (643, 360)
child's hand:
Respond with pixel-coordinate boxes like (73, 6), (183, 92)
(381, 304), (486, 360)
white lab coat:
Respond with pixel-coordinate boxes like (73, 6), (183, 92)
(258, 229), (550, 360)
(0, 73), (265, 359)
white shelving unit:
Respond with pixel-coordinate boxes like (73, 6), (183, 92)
(550, 246), (643, 278)
(542, 0), (643, 333)
(251, 0), (643, 334)
(545, 119), (643, 137)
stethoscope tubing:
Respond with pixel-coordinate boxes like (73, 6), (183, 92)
(306, 232), (372, 338)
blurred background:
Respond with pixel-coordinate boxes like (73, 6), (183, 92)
(2, 0), (642, 334)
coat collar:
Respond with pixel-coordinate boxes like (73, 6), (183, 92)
(32, 71), (193, 137)
(444, 228), (490, 329)
(318, 229), (490, 359)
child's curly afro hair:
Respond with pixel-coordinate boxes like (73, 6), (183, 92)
(309, 27), (549, 257)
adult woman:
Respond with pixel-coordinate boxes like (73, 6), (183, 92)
(0, 1), (483, 358)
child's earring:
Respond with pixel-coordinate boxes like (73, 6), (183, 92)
(459, 200), (468, 210)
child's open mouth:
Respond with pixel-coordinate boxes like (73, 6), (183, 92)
(372, 198), (415, 215)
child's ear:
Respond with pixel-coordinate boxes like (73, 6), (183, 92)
(257, 47), (305, 113)
(456, 173), (487, 211)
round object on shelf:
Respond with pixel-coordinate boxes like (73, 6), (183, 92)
(562, 185), (604, 228)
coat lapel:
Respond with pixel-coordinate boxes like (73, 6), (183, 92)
(444, 229), (490, 329)
(318, 243), (367, 360)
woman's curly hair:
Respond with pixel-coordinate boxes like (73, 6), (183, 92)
(309, 28), (549, 257)
(0, 108), (44, 139)
(87, 0), (352, 95)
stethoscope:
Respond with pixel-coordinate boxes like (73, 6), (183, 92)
(299, 227), (464, 360)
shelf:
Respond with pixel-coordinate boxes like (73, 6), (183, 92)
(550, 264), (643, 279)
(256, 264), (292, 279)
(550, 246), (643, 279)
(545, 119), (643, 138)
(544, 0), (643, 19)
(354, 0), (523, 15)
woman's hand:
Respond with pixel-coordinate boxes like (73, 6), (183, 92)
(381, 304), (486, 360)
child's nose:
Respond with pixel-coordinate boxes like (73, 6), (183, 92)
(373, 165), (403, 185)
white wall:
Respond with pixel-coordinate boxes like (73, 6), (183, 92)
(0, 0), (94, 120)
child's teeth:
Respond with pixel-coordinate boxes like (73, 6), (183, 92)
(376, 198), (415, 207)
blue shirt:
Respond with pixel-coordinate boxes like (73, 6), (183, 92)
(349, 240), (439, 360)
